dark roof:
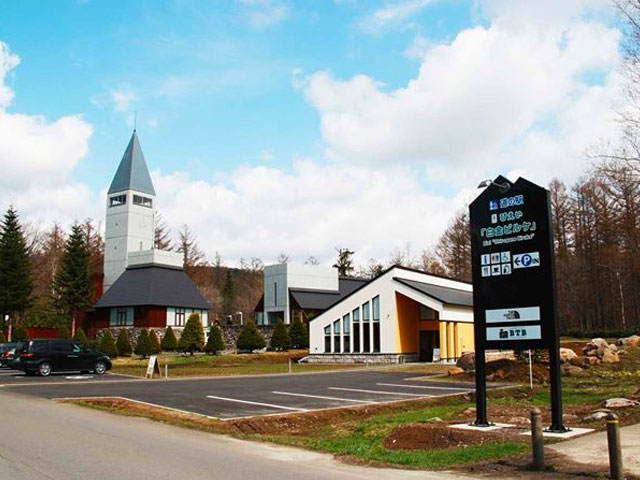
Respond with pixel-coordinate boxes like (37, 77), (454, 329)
(289, 277), (367, 311)
(108, 131), (156, 196)
(393, 277), (473, 307)
(94, 265), (210, 309)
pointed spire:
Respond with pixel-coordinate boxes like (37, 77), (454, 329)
(108, 131), (156, 196)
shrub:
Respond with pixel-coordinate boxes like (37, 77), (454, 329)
(149, 330), (161, 355)
(236, 320), (265, 352)
(289, 318), (309, 349)
(116, 329), (133, 356)
(161, 326), (178, 351)
(204, 324), (225, 354)
(0, 331), (6, 343)
(178, 313), (205, 355)
(98, 330), (118, 357)
(134, 329), (152, 359)
(58, 325), (71, 339)
(12, 325), (29, 341)
(270, 319), (291, 351)
(73, 328), (88, 346)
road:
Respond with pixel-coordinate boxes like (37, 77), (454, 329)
(0, 391), (478, 480)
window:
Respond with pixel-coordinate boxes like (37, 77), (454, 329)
(274, 282), (278, 306)
(333, 320), (341, 353)
(256, 311), (265, 326)
(175, 308), (186, 326)
(109, 194), (126, 207)
(116, 307), (128, 326)
(372, 296), (380, 353)
(362, 301), (371, 353)
(352, 307), (360, 353)
(133, 194), (153, 208)
(419, 304), (437, 321)
(324, 325), (331, 353)
(343, 313), (351, 353)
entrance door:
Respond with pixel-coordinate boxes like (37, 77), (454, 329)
(419, 331), (438, 362)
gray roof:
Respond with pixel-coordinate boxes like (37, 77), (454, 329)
(289, 277), (368, 311)
(95, 265), (210, 309)
(108, 131), (156, 196)
(393, 277), (473, 307)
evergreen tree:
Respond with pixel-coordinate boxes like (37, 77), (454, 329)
(161, 327), (178, 351)
(149, 330), (161, 355)
(236, 320), (265, 352)
(0, 207), (34, 329)
(289, 318), (309, 349)
(58, 325), (71, 339)
(98, 330), (118, 357)
(116, 329), (133, 356)
(54, 224), (93, 337)
(221, 270), (235, 316)
(73, 328), (88, 346)
(134, 329), (152, 359)
(333, 247), (355, 276)
(204, 324), (225, 354)
(178, 313), (205, 355)
(270, 319), (291, 351)
(0, 331), (6, 343)
(12, 325), (29, 341)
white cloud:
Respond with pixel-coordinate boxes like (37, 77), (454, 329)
(110, 89), (137, 113)
(304, 2), (622, 187)
(404, 34), (432, 59)
(359, 0), (435, 34)
(236, 0), (290, 30)
(0, 40), (96, 227)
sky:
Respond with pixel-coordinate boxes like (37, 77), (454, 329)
(0, 0), (625, 267)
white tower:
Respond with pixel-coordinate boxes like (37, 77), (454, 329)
(103, 131), (156, 291)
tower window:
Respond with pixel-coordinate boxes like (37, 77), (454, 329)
(109, 195), (127, 207)
(133, 195), (153, 208)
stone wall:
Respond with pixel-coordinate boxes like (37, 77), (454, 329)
(306, 353), (420, 364)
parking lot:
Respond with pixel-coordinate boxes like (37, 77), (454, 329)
(1, 369), (478, 419)
(0, 368), (135, 386)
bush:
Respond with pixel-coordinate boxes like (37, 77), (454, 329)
(270, 319), (291, 351)
(236, 320), (265, 352)
(161, 327), (178, 351)
(0, 331), (6, 343)
(135, 329), (152, 359)
(58, 325), (71, 339)
(12, 325), (29, 341)
(98, 330), (118, 357)
(149, 330), (161, 355)
(116, 329), (133, 356)
(73, 328), (88, 346)
(178, 313), (205, 355)
(289, 318), (309, 349)
(204, 324), (225, 354)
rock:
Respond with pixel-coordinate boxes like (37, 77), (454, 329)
(626, 335), (640, 348)
(618, 349), (627, 355)
(601, 350), (620, 364)
(559, 347), (578, 363)
(462, 407), (476, 415)
(591, 338), (609, 349)
(448, 367), (465, 376)
(569, 356), (585, 367)
(585, 356), (601, 366)
(426, 417), (443, 423)
(608, 344), (618, 353)
(562, 365), (584, 376)
(507, 416), (530, 425)
(456, 352), (475, 371)
(585, 411), (609, 421)
(604, 398), (640, 408)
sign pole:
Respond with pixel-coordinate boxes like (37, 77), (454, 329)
(473, 344), (490, 426)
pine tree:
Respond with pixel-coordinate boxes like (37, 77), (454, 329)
(178, 313), (205, 355)
(161, 327), (178, 351)
(73, 328), (88, 346)
(0, 207), (34, 329)
(270, 319), (291, 351)
(149, 330), (161, 355)
(289, 318), (309, 349)
(12, 325), (29, 341)
(54, 224), (93, 337)
(221, 270), (235, 316)
(98, 331), (118, 357)
(204, 324), (225, 354)
(134, 329), (152, 359)
(333, 247), (355, 276)
(154, 213), (174, 251)
(58, 325), (71, 339)
(236, 320), (265, 352)
(116, 329), (133, 356)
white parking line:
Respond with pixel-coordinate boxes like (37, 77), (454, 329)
(272, 391), (374, 404)
(328, 387), (429, 397)
(376, 383), (472, 391)
(206, 395), (309, 412)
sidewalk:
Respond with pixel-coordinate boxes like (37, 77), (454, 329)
(549, 423), (640, 476)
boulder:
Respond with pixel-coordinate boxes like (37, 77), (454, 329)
(426, 417), (443, 423)
(456, 352), (475, 371)
(559, 347), (578, 363)
(562, 365), (584, 376)
(626, 335), (640, 348)
(507, 416), (530, 425)
(585, 356), (601, 366)
(604, 398), (640, 409)
(448, 367), (465, 376)
(585, 411), (609, 421)
(591, 338), (609, 350)
(608, 343), (618, 353)
(601, 350), (620, 364)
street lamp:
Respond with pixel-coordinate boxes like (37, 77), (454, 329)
(477, 179), (510, 193)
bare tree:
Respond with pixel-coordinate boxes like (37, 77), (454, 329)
(435, 209), (471, 281)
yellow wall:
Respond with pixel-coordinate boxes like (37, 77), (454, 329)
(457, 322), (475, 353)
(395, 292), (418, 353)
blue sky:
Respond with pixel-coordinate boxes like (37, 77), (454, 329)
(0, 0), (624, 266)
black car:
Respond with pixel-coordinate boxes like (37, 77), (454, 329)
(0, 342), (17, 368)
(13, 339), (112, 377)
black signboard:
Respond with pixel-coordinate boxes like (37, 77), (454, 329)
(469, 176), (566, 432)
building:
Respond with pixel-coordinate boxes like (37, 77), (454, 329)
(86, 131), (210, 336)
(308, 265), (474, 363)
(254, 263), (367, 325)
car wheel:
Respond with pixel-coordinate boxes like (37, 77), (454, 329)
(94, 361), (107, 375)
(38, 362), (52, 377)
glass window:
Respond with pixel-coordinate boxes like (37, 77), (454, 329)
(256, 311), (265, 326)
(133, 194), (153, 208)
(343, 314), (350, 334)
(372, 296), (380, 322)
(343, 314), (351, 353)
(109, 195), (127, 207)
(372, 297), (380, 352)
(362, 301), (370, 352)
(419, 304), (436, 321)
(116, 307), (127, 326)
(333, 320), (341, 353)
(324, 325), (331, 353)
(352, 308), (360, 353)
(362, 302), (370, 322)
(175, 308), (186, 326)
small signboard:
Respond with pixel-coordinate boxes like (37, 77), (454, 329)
(145, 355), (161, 379)
(432, 348), (441, 362)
